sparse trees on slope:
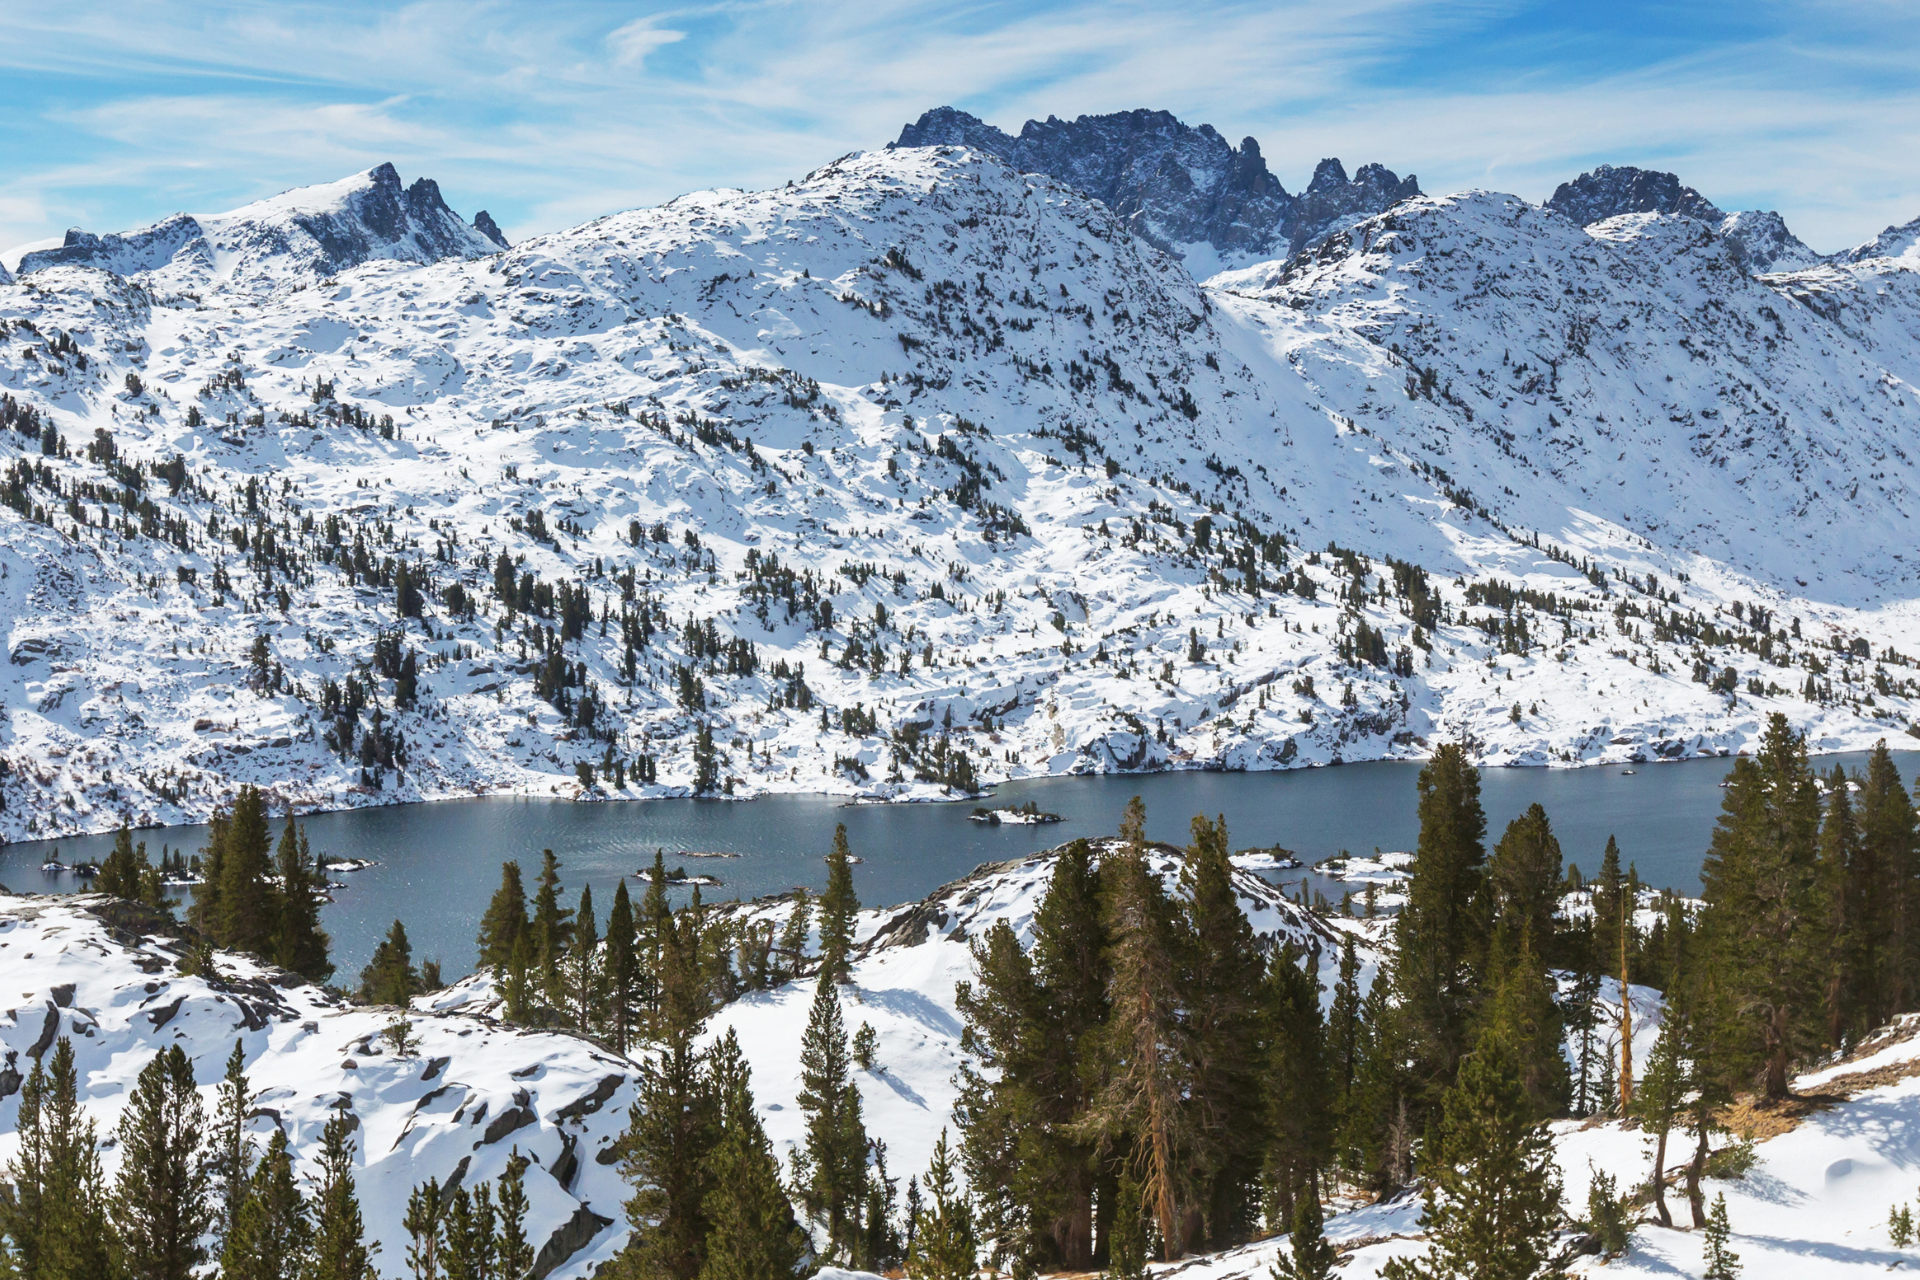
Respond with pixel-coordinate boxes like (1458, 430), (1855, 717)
(1, 1038), (113, 1279)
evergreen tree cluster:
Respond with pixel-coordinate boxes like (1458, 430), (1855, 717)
(0, 1036), (411, 1280)
(182, 785), (334, 983)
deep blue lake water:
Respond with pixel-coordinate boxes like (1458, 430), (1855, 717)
(5, 751), (1909, 977)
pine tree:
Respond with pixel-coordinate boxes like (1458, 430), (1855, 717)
(818, 823), (859, 985)
(1078, 796), (1193, 1260)
(1379, 1020), (1561, 1280)
(1391, 743), (1489, 1097)
(774, 886), (810, 984)
(220, 1128), (311, 1280)
(0, 1038), (113, 1279)
(359, 919), (420, 1005)
(217, 784), (276, 955)
(440, 1184), (496, 1280)
(1859, 741), (1918, 1019)
(531, 849), (574, 1016)
(476, 861), (529, 975)
(639, 851), (675, 1023)
(1264, 945), (1333, 1227)
(1699, 713), (1826, 1098)
(403, 1178), (444, 1280)
(795, 975), (868, 1260)
(495, 1151), (534, 1279)
(1181, 813), (1268, 1248)
(1817, 765), (1862, 1047)
(1703, 1193), (1741, 1279)
(1107, 1170), (1148, 1280)
(211, 1039), (255, 1259)
(1271, 1191), (1336, 1280)
(272, 818), (333, 982)
(1486, 804), (1562, 952)
(112, 1044), (213, 1280)
(308, 1113), (379, 1280)
(697, 1030), (808, 1280)
(1631, 1017), (1686, 1228)
(97, 824), (146, 900)
(617, 1040), (719, 1280)
(1593, 836), (1626, 979)
(1479, 925), (1570, 1119)
(571, 884), (601, 1032)
(907, 1129), (976, 1280)
(605, 879), (639, 1055)
(1329, 934), (1363, 1107)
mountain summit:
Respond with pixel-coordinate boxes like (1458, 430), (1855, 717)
(14, 162), (503, 291)
(894, 106), (1418, 268)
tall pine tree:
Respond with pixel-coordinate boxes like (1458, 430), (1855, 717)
(795, 975), (868, 1261)
(308, 1112), (379, 1280)
(112, 1045), (213, 1280)
(697, 1030), (808, 1280)
(818, 824), (859, 985)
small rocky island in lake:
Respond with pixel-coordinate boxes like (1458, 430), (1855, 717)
(643, 866), (723, 887)
(970, 800), (1064, 826)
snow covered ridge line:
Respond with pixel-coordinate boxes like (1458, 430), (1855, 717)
(0, 891), (640, 1278)
(6, 144), (1920, 841)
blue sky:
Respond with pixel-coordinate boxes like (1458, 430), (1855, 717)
(2, 0), (1916, 254)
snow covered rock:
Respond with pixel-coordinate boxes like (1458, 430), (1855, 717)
(14, 163), (502, 293)
(893, 106), (1418, 267)
(0, 891), (637, 1278)
(1545, 162), (1726, 227)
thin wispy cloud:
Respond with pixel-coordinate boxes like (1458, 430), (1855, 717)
(0, 0), (1914, 253)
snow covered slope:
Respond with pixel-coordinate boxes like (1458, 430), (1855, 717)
(9, 164), (503, 294)
(4, 143), (1920, 839)
(0, 891), (637, 1278)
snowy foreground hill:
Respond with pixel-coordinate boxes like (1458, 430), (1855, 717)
(10, 843), (1920, 1279)
(7, 131), (1920, 837)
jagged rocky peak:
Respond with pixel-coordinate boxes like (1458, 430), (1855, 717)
(892, 106), (1418, 268)
(472, 209), (511, 248)
(1717, 209), (1821, 273)
(1546, 162), (1725, 226)
(1846, 212), (1920, 265)
(14, 161), (503, 291)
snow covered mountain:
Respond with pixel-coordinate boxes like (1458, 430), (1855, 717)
(4, 129), (1920, 840)
(894, 106), (1420, 269)
(7, 163), (505, 294)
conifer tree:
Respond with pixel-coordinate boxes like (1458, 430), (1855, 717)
(531, 849), (574, 1015)
(97, 824), (145, 900)
(1079, 796), (1193, 1260)
(403, 1178), (444, 1280)
(605, 879), (639, 1054)
(1703, 1193), (1740, 1279)
(1817, 765), (1862, 1047)
(1593, 836), (1626, 979)
(697, 1030), (808, 1280)
(1107, 1170), (1148, 1280)
(359, 919), (421, 1005)
(210, 1039), (255, 1259)
(1181, 813), (1268, 1247)
(571, 884), (601, 1032)
(618, 1039), (719, 1279)
(113, 1044), (213, 1280)
(440, 1183), (496, 1280)
(1264, 945), (1333, 1226)
(1, 1039), (113, 1279)
(1859, 741), (1918, 1018)
(217, 784), (275, 955)
(1480, 926), (1570, 1119)
(1631, 1016), (1686, 1228)
(952, 916), (1047, 1269)
(220, 1128), (311, 1280)
(308, 1112), (379, 1280)
(775, 886), (810, 984)
(1271, 1191), (1336, 1280)
(1380, 1019), (1561, 1280)
(272, 817), (333, 982)
(1329, 934), (1363, 1108)
(908, 1129), (976, 1280)
(1699, 713), (1826, 1098)
(495, 1151), (534, 1279)
(819, 823), (859, 985)
(1391, 744), (1489, 1097)
(1486, 804), (1562, 953)
(794, 975), (868, 1260)
(476, 861), (529, 975)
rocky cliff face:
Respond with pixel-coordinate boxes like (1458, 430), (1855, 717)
(894, 106), (1419, 268)
(1546, 163), (1726, 226)
(15, 162), (503, 292)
